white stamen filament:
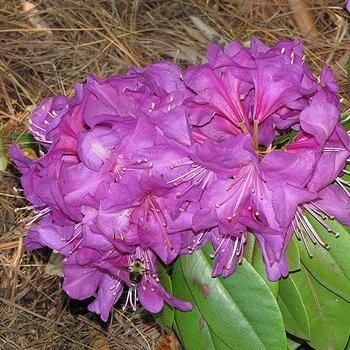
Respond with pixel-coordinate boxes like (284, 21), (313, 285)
(122, 287), (137, 311)
(294, 208), (330, 253)
(304, 204), (339, 237)
(336, 178), (350, 198)
(22, 207), (51, 227)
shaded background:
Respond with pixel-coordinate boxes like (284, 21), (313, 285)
(0, 1), (349, 349)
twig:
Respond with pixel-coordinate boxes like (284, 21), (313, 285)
(0, 240), (19, 250)
(0, 297), (65, 326)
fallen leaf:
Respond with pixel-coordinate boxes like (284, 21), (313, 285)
(288, 0), (318, 39)
(21, 0), (52, 35)
(44, 252), (63, 277)
(92, 336), (110, 350)
(156, 331), (180, 350)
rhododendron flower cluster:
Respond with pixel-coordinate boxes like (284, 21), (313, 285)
(11, 37), (350, 322)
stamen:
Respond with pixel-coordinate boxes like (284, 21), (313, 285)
(324, 147), (343, 152)
(296, 212), (317, 245)
(29, 120), (46, 132)
(22, 207), (51, 227)
(122, 288), (136, 311)
(293, 217), (313, 257)
(337, 177), (349, 186)
(15, 205), (35, 212)
(13, 187), (23, 192)
(167, 164), (204, 184)
(210, 234), (228, 258)
(290, 51), (295, 64)
(305, 205), (339, 237)
(188, 231), (207, 253)
(223, 169), (252, 220)
(253, 120), (259, 150)
(336, 178), (350, 198)
(238, 122), (248, 133)
(67, 237), (83, 255)
(297, 209), (330, 249)
(148, 196), (172, 250)
(225, 238), (240, 270)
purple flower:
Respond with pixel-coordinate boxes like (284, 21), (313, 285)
(29, 95), (69, 147)
(12, 60), (195, 321)
(64, 247), (192, 321)
(183, 37), (315, 149)
(11, 36), (350, 321)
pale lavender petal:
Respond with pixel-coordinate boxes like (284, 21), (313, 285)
(77, 127), (120, 171)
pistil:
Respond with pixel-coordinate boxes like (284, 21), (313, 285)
(253, 120), (259, 150)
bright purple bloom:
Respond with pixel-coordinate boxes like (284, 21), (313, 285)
(11, 61), (195, 321)
(11, 37), (350, 320)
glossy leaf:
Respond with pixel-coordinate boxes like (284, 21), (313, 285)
(287, 337), (303, 350)
(172, 259), (230, 350)
(154, 261), (174, 329)
(243, 233), (255, 264)
(290, 265), (350, 350)
(179, 243), (287, 350)
(278, 276), (310, 340)
(285, 236), (300, 272)
(297, 215), (350, 302)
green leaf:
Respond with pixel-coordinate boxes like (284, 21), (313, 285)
(285, 236), (301, 272)
(153, 261), (174, 329)
(278, 276), (310, 340)
(243, 233), (255, 264)
(251, 240), (279, 299)
(172, 260), (230, 350)
(178, 243), (286, 350)
(287, 336), (303, 350)
(290, 265), (350, 350)
(16, 133), (36, 148)
(297, 215), (350, 302)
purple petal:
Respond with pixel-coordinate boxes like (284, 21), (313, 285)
(251, 56), (303, 123)
(272, 184), (317, 228)
(138, 280), (164, 313)
(63, 259), (102, 300)
(313, 185), (350, 225)
(300, 102), (339, 147)
(77, 127), (120, 171)
(29, 95), (69, 145)
(151, 280), (193, 311)
(88, 275), (124, 322)
(149, 106), (192, 146)
(308, 149), (349, 192)
(261, 149), (316, 188)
